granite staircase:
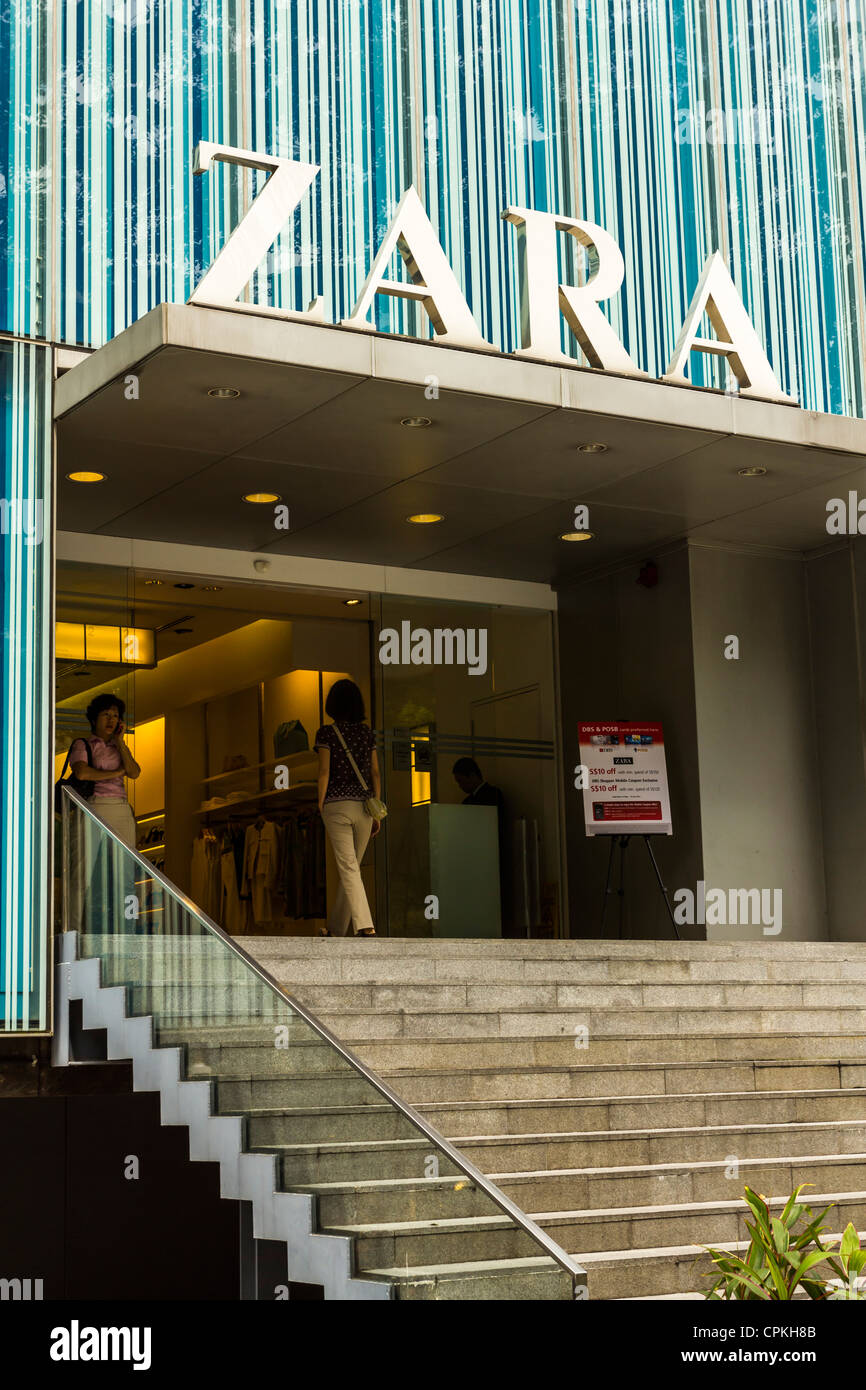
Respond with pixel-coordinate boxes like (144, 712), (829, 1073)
(234, 937), (866, 1299)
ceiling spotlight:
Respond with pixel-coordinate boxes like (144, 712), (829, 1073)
(737, 465), (768, 477)
(207, 386), (240, 399)
(173, 582), (195, 589)
(243, 492), (281, 504)
(344, 598), (362, 606)
(406, 512), (444, 524)
(66, 470), (106, 483)
(559, 530), (595, 542)
(401, 416), (432, 428)
(143, 578), (163, 586)
(576, 442), (608, 454)
(202, 585), (223, 592)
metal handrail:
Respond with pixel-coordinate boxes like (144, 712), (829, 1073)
(61, 786), (585, 1293)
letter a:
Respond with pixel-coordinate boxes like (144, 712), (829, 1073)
(665, 252), (795, 403)
(343, 187), (491, 349)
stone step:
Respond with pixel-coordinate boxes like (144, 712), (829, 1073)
(363, 1255), (578, 1300)
(315, 1005), (866, 1040)
(99, 952), (866, 996)
(286, 981), (866, 1010)
(268, 1118), (866, 1185)
(216, 1057), (866, 1110)
(93, 935), (866, 958)
(303, 1152), (866, 1226)
(328, 1191), (866, 1272)
(164, 1030), (866, 1077)
(579, 1226), (865, 1299)
(133, 989), (866, 1036)
(235, 1088), (866, 1145)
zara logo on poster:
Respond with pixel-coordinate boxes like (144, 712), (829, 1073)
(188, 142), (794, 405)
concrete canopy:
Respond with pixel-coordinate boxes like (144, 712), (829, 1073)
(55, 303), (866, 585)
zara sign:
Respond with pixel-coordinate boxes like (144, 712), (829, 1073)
(189, 142), (795, 406)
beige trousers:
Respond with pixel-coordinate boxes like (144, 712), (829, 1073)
(321, 799), (375, 935)
(91, 798), (137, 849)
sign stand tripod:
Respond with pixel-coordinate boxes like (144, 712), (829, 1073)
(599, 834), (681, 940)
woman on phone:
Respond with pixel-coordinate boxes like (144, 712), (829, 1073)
(70, 694), (141, 849)
(315, 679), (380, 937)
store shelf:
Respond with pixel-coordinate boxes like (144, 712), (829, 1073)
(197, 784), (318, 817)
(202, 751), (316, 786)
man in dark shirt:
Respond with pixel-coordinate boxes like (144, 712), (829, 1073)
(453, 757), (504, 813)
(452, 758), (510, 932)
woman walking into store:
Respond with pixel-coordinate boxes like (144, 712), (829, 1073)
(316, 679), (380, 937)
(70, 694), (141, 849)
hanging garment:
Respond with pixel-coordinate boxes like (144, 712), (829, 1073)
(242, 819), (281, 924)
(278, 811), (327, 919)
(191, 831), (221, 920)
(220, 845), (250, 935)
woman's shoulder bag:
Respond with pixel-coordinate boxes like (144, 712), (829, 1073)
(54, 738), (95, 813)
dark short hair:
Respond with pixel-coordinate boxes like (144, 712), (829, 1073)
(325, 679), (366, 722)
(86, 693), (125, 730)
(453, 757), (482, 778)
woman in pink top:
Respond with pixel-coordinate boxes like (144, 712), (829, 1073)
(70, 694), (141, 849)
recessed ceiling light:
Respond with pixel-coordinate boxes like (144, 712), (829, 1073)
(143, 578), (163, 586)
(559, 530), (595, 542)
(243, 491), (281, 504)
(202, 585), (223, 592)
(344, 598), (362, 606)
(66, 470), (106, 483)
(737, 465), (768, 477)
(406, 512), (444, 524)
(576, 442), (608, 454)
(207, 386), (240, 399)
(401, 416), (432, 428)
(173, 582), (195, 589)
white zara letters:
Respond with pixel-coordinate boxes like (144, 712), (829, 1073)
(189, 142), (794, 404)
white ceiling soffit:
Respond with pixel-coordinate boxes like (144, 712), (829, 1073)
(54, 303), (866, 585)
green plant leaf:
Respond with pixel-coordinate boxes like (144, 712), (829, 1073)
(789, 1248), (836, 1295)
(771, 1217), (790, 1254)
(840, 1223), (860, 1260)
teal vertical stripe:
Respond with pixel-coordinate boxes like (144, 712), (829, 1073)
(0, 341), (51, 1032)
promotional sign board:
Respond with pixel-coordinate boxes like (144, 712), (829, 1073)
(579, 722), (672, 836)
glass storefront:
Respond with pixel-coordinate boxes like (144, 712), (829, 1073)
(54, 562), (563, 940)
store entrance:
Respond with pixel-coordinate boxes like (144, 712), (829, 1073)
(54, 561), (374, 938)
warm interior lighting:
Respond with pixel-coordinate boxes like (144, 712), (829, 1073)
(343, 598), (362, 606)
(411, 732), (432, 807)
(406, 513), (444, 524)
(243, 492), (281, 504)
(559, 530), (595, 542)
(55, 623), (156, 666)
(66, 470), (106, 483)
(737, 465), (768, 477)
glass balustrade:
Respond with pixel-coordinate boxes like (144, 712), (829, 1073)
(60, 786), (584, 1297)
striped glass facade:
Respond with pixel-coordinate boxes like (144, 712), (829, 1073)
(1, 0), (866, 1027)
